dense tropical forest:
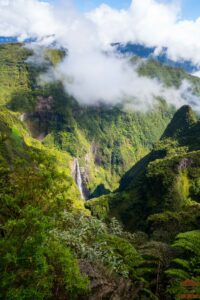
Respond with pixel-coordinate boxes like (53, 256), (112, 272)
(0, 43), (200, 300)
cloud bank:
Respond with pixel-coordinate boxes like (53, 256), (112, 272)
(2, 0), (200, 65)
(88, 0), (200, 66)
(0, 0), (200, 111)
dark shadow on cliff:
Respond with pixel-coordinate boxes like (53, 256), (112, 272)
(90, 184), (111, 199)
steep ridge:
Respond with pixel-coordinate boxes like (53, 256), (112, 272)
(161, 105), (197, 139)
(87, 106), (200, 239)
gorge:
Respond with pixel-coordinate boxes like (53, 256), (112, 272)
(0, 42), (199, 300)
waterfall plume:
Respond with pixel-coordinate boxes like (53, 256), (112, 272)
(75, 159), (85, 199)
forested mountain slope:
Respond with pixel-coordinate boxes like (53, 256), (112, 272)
(0, 109), (158, 300)
(1, 43), (200, 196)
(0, 43), (200, 300)
(1, 105), (199, 299)
(87, 105), (200, 237)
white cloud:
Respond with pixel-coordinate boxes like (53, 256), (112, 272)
(0, 0), (200, 111)
(87, 0), (200, 66)
(0, 0), (58, 39)
(1, 0), (200, 64)
(193, 71), (200, 78)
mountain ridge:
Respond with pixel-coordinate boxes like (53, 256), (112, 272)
(87, 105), (200, 234)
(0, 42), (200, 300)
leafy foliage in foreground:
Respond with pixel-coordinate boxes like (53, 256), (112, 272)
(166, 230), (200, 298)
(52, 212), (143, 277)
(0, 109), (89, 299)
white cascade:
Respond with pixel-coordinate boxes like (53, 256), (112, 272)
(19, 113), (25, 122)
(75, 159), (84, 199)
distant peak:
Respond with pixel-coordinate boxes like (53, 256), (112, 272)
(175, 105), (196, 122)
(162, 105), (197, 139)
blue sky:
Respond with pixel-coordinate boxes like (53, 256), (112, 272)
(74, 0), (131, 11)
(49, 0), (200, 20)
(181, 0), (200, 19)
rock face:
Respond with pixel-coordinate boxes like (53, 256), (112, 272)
(178, 158), (193, 171)
(35, 96), (53, 112)
(21, 96), (54, 140)
(79, 259), (143, 300)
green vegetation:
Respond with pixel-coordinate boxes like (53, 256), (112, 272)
(1, 44), (200, 195)
(0, 43), (200, 299)
(88, 106), (200, 230)
(0, 43), (175, 193)
(87, 105), (200, 299)
(166, 230), (200, 298)
(0, 109), (154, 299)
(0, 109), (89, 299)
(0, 108), (168, 299)
(0, 44), (34, 109)
(138, 58), (200, 94)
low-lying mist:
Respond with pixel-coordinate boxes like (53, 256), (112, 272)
(1, 0), (200, 112)
(38, 49), (200, 112)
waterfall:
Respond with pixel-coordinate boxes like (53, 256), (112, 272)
(75, 159), (84, 199)
(19, 113), (25, 122)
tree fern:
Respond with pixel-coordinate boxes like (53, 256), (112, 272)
(166, 230), (200, 298)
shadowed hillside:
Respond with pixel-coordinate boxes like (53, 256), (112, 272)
(87, 105), (200, 237)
